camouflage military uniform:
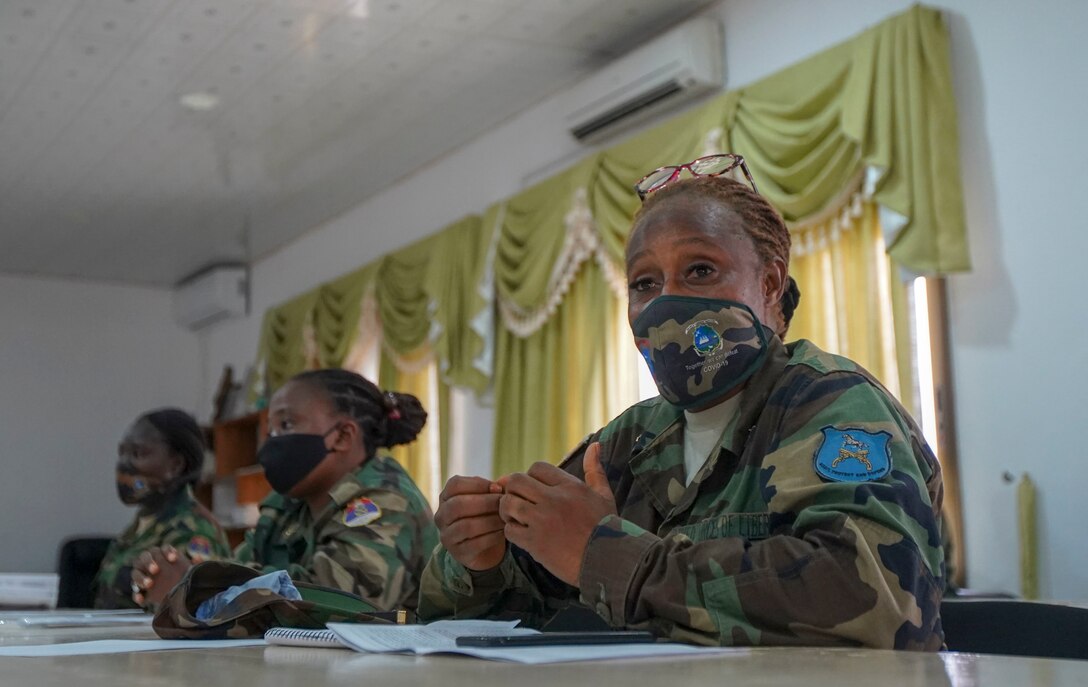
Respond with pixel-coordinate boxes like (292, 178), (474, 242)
(233, 454), (439, 611)
(419, 338), (945, 650)
(95, 486), (231, 609)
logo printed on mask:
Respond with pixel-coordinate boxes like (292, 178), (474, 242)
(342, 497), (382, 527)
(116, 464), (161, 505)
(688, 320), (723, 357)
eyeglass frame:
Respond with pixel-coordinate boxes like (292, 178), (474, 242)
(633, 153), (758, 200)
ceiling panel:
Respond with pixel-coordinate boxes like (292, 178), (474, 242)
(164, 0), (257, 30)
(0, 1), (80, 38)
(0, 0), (720, 285)
(418, 0), (512, 33)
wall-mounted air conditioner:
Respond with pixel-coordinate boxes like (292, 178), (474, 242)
(562, 17), (723, 143)
(172, 264), (248, 331)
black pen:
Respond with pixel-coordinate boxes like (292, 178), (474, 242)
(456, 631), (657, 648)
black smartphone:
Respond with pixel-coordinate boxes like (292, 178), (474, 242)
(455, 631), (657, 648)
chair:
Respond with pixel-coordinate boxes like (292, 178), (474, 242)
(55, 536), (114, 609)
(941, 598), (1088, 660)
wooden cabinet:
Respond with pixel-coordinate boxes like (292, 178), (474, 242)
(196, 410), (271, 548)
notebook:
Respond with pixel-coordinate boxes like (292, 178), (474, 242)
(264, 627), (348, 649)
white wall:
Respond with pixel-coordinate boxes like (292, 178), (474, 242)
(201, 1), (1088, 598)
(0, 273), (200, 573)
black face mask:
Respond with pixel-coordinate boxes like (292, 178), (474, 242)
(257, 425), (340, 495)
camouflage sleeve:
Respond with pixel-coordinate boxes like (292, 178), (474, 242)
(93, 541), (139, 610)
(277, 489), (432, 611)
(579, 371), (944, 649)
(232, 529), (256, 564)
(417, 544), (581, 624)
(160, 516), (233, 562)
(417, 436), (595, 624)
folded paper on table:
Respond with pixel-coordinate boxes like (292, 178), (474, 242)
(327, 620), (739, 664)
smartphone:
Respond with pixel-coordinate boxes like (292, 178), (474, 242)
(455, 631), (657, 648)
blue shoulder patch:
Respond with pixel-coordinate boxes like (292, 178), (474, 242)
(814, 427), (892, 483)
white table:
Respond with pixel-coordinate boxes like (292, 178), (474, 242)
(1, 626), (1086, 686)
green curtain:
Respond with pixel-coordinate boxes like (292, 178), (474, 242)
(494, 158), (596, 318)
(250, 4), (969, 478)
(725, 4), (968, 272)
(313, 263), (377, 369)
(253, 289), (321, 398)
(423, 214), (493, 394)
(378, 351), (447, 504)
(492, 260), (633, 477)
(375, 237), (433, 357)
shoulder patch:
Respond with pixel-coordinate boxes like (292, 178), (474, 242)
(814, 427), (891, 483)
(186, 535), (212, 559)
(342, 497), (382, 527)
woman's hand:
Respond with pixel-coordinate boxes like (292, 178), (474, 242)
(434, 476), (508, 572)
(131, 545), (192, 608)
(498, 443), (616, 586)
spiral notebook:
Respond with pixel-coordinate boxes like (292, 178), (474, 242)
(264, 627), (348, 649)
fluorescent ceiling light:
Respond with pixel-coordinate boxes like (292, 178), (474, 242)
(349, 0), (369, 19)
(180, 91), (220, 111)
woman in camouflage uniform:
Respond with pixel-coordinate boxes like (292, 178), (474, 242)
(133, 370), (438, 613)
(422, 157), (945, 650)
(95, 408), (230, 609)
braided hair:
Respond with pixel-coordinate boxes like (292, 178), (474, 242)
(634, 175), (802, 336)
(291, 369), (427, 460)
(139, 408), (206, 486)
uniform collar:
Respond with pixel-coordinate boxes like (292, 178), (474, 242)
(628, 336), (791, 519)
(119, 486), (196, 542)
(270, 458), (381, 525)
(719, 335), (791, 459)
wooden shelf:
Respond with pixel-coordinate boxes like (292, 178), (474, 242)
(196, 410), (270, 547)
(212, 411), (268, 477)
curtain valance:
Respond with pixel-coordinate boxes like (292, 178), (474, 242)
(252, 4), (967, 399)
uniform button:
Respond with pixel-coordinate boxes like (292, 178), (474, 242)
(451, 579), (470, 594)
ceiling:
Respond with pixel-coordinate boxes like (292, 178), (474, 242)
(0, 0), (717, 286)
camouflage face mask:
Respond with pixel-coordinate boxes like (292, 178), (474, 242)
(115, 459), (176, 507)
(632, 296), (770, 409)
(115, 463), (161, 505)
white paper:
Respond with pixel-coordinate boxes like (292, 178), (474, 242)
(448, 643), (738, 664)
(328, 620), (530, 653)
(0, 638), (265, 657)
(327, 621), (737, 664)
(12, 611), (153, 628)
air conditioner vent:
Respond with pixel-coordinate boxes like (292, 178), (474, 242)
(562, 17), (723, 144)
(569, 78), (684, 141)
(171, 264), (248, 330)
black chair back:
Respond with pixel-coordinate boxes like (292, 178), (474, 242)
(55, 536), (114, 609)
(941, 599), (1088, 660)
